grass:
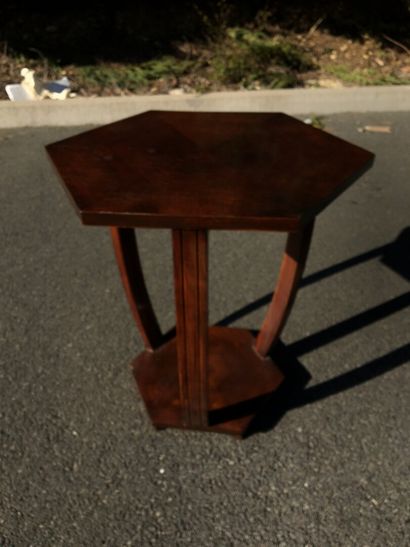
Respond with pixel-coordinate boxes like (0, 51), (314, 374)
(326, 64), (410, 86)
(142, 57), (194, 80)
(208, 27), (312, 88)
(66, 28), (312, 94)
(74, 57), (195, 94)
(75, 65), (147, 92)
(306, 115), (326, 130)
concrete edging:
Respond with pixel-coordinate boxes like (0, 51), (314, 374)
(1, 85), (409, 127)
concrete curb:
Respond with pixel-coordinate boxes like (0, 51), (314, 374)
(1, 85), (409, 127)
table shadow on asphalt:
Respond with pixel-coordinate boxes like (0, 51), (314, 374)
(216, 226), (410, 437)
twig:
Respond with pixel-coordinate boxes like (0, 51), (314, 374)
(307, 16), (326, 38)
(382, 34), (410, 55)
(28, 47), (49, 80)
(358, 125), (392, 133)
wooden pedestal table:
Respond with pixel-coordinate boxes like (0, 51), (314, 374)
(46, 111), (374, 438)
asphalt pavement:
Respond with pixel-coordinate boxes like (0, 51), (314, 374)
(0, 112), (409, 546)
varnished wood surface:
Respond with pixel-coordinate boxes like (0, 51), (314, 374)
(172, 230), (208, 428)
(110, 227), (162, 351)
(46, 111), (374, 231)
(255, 219), (315, 357)
(133, 327), (284, 437)
(47, 111), (375, 437)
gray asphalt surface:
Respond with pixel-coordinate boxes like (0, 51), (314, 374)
(0, 112), (409, 546)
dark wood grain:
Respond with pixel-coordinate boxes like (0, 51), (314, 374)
(46, 111), (374, 232)
(133, 327), (284, 437)
(47, 111), (375, 437)
(255, 220), (315, 357)
(110, 227), (162, 351)
(172, 230), (208, 428)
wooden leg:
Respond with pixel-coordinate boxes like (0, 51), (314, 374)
(172, 229), (208, 428)
(110, 227), (162, 351)
(255, 220), (315, 357)
(130, 227), (298, 437)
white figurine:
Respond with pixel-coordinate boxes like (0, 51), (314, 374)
(20, 68), (44, 99)
(5, 67), (71, 101)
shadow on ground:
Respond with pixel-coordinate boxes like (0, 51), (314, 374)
(214, 227), (410, 437)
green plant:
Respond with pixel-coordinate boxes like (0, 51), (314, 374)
(209, 27), (312, 88)
(310, 115), (326, 129)
(76, 65), (147, 91)
(326, 64), (410, 86)
(141, 56), (194, 81)
(194, 0), (233, 42)
(74, 56), (195, 93)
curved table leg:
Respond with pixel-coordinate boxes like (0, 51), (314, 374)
(255, 220), (315, 358)
(110, 227), (163, 351)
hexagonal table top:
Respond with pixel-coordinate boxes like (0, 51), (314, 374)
(46, 111), (374, 231)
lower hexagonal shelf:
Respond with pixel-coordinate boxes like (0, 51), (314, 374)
(132, 327), (286, 437)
